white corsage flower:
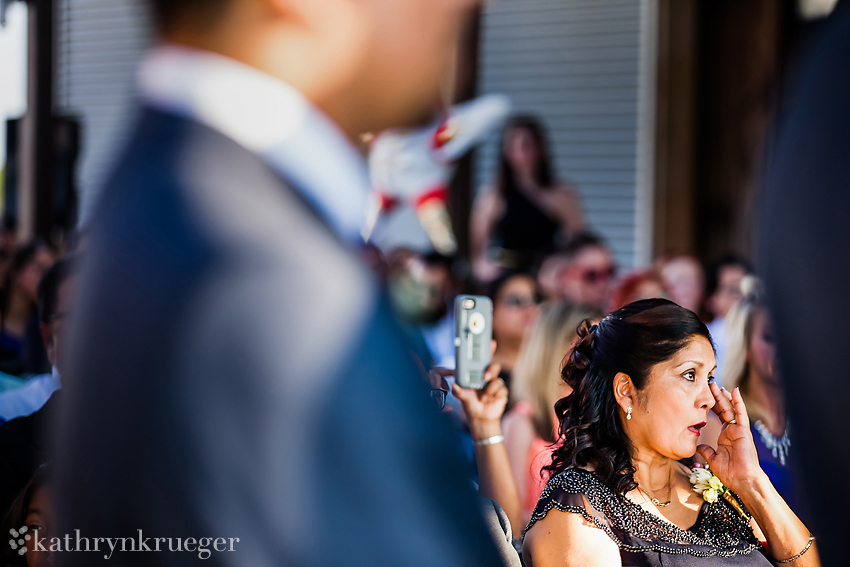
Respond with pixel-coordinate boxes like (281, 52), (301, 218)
(708, 475), (725, 492)
(689, 464), (727, 503)
(689, 464), (749, 519)
(689, 467), (712, 493)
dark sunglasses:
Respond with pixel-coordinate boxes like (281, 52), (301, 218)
(581, 266), (616, 284)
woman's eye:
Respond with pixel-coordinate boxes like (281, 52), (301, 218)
(27, 523), (44, 532)
(708, 375), (716, 384)
(683, 370), (696, 382)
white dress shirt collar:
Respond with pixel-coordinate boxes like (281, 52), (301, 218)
(138, 45), (369, 243)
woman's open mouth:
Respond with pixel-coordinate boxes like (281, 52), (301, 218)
(688, 422), (707, 436)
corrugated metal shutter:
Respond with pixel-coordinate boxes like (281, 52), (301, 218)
(56, 0), (153, 225)
(476, 0), (655, 268)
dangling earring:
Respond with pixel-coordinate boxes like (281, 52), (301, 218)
(626, 406), (633, 421)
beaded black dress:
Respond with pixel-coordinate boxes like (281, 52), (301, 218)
(524, 469), (775, 566)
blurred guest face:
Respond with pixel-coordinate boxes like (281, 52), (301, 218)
(630, 279), (666, 303)
(493, 275), (539, 345)
(18, 249), (55, 303)
(709, 265), (746, 319)
(559, 246), (615, 311)
(537, 254), (569, 302)
(24, 485), (54, 567)
(624, 337), (716, 460)
(748, 309), (777, 385)
(661, 257), (704, 313)
(504, 127), (540, 174)
(41, 277), (76, 374)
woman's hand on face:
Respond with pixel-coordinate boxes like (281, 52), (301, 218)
(452, 362), (507, 431)
(696, 383), (765, 494)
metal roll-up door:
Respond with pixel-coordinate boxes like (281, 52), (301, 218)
(56, 0), (153, 225)
(476, 0), (656, 268)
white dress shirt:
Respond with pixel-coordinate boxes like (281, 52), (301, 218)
(0, 367), (61, 422)
(138, 45), (371, 243)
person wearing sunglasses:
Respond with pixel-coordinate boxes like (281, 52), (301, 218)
(555, 233), (617, 312)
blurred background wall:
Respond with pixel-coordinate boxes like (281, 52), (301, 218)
(55, 0), (152, 225)
(475, 0), (654, 269)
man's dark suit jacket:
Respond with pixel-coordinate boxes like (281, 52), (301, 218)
(760, 4), (850, 564)
(55, 108), (502, 566)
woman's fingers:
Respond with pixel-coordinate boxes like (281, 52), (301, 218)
(696, 444), (717, 467)
(709, 382), (737, 424)
(429, 368), (452, 390)
(451, 382), (473, 403)
(729, 387), (751, 429)
(484, 377), (508, 401)
(483, 362), (502, 383)
(708, 382), (726, 416)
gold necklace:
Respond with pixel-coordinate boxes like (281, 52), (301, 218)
(638, 467), (673, 508)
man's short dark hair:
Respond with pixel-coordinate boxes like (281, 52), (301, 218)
(561, 232), (609, 263)
(37, 255), (78, 324)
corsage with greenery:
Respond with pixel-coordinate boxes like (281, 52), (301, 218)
(689, 463), (748, 519)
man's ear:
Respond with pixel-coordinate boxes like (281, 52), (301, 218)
(612, 371), (635, 413)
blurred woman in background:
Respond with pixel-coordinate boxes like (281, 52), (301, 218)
(723, 276), (801, 515)
(0, 243), (55, 376)
(660, 255), (705, 316)
(471, 116), (585, 281)
(502, 302), (599, 525)
(489, 272), (541, 393)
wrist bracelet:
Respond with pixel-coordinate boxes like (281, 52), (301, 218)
(775, 535), (814, 564)
(473, 435), (504, 447)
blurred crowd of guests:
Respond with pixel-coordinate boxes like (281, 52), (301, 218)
(0, 105), (802, 566)
(0, 110), (802, 567)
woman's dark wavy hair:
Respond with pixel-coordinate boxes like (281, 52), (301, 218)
(497, 115), (555, 197)
(544, 298), (713, 494)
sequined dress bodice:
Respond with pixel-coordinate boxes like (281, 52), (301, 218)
(524, 469), (775, 566)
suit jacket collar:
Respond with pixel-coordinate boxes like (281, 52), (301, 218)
(138, 45), (370, 244)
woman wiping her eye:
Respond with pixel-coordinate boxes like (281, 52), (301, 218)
(522, 299), (818, 567)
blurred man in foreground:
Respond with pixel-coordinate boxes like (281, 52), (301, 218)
(56, 1), (501, 565)
(760, 4), (850, 563)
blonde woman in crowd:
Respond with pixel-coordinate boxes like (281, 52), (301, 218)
(723, 276), (803, 515)
(502, 303), (600, 526)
